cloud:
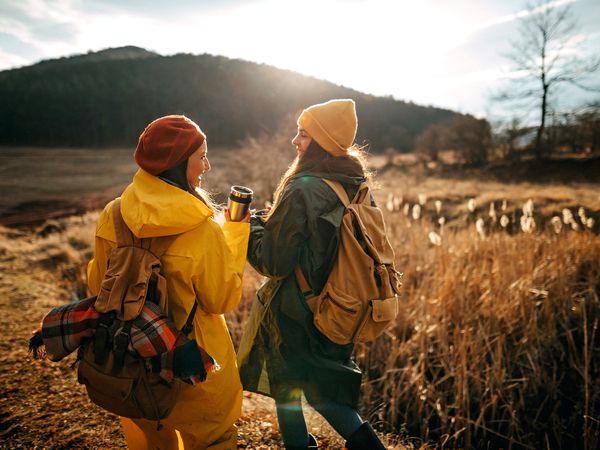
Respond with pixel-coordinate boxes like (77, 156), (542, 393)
(0, 0), (269, 70)
(77, 0), (258, 20)
(0, 0), (84, 67)
(474, 0), (577, 32)
(0, 17), (34, 45)
(0, 47), (29, 69)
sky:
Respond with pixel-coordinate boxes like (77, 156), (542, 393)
(1, 0), (599, 120)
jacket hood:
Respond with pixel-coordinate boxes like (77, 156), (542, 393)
(120, 169), (213, 238)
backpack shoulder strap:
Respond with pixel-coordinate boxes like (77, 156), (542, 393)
(148, 233), (179, 259)
(112, 198), (135, 248)
(296, 178), (355, 312)
(112, 198), (178, 257)
(351, 182), (371, 205)
(321, 179), (350, 207)
(322, 179), (371, 206)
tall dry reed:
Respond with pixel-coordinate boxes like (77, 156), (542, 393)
(357, 212), (600, 449)
(215, 135), (600, 448)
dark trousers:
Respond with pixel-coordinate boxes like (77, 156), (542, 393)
(273, 383), (364, 447)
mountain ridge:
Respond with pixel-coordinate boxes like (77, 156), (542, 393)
(0, 46), (462, 151)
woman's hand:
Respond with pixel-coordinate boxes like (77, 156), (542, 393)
(223, 207), (251, 223)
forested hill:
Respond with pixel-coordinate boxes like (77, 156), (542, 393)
(0, 46), (459, 152)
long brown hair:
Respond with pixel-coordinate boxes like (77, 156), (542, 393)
(267, 140), (371, 220)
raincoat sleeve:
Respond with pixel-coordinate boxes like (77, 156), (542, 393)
(191, 220), (250, 315)
(87, 202), (116, 295)
(247, 183), (308, 278)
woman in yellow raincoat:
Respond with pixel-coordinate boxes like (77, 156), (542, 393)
(87, 115), (250, 449)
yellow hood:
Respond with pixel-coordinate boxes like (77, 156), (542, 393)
(120, 169), (213, 238)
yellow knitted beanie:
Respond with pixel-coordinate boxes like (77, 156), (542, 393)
(297, 99), (357, 156)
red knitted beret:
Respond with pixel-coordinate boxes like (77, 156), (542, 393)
(134, 115), (206, 175)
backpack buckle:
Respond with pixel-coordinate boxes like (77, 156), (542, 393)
(111, 322), (132, 375)
(181, 301), (198, 336)
(94, 313), (115, 365)
(114, 328), (130, 349)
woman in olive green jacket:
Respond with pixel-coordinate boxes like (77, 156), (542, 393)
(238, 99), (385, 450)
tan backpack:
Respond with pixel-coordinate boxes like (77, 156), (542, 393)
(77, 199), (190, 423)
(295, 179), (402, 345)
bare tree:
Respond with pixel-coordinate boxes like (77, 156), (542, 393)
(574, 104), (600, 154)
(495, 118), (531, 160)
(498, 0), (599, 160)
(415, 123), (447, 162)
(446, 116), (493, 165)
(415, 116), (493, 166)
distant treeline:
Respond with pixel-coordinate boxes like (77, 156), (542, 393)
(0, 46), (458, 152)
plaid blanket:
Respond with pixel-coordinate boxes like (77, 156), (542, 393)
(30, 296), (218, 384)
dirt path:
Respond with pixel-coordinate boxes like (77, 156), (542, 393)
(0, 218), (371, 449)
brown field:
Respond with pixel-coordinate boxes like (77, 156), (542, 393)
(0, 147), (137, 212)
(1, 142), (599, 449)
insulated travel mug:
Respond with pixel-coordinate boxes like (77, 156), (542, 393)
(227, 186), (253, 221)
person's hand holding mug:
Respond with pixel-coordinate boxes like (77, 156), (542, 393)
(224, 207), (251, 223)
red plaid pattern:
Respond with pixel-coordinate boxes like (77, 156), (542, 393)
(37, 296), (217, 384)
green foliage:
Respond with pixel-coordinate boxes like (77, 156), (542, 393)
(0, 48), (458, 152)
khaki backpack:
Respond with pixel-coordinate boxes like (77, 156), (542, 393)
(77, 199), (194, 424)
(295, 179), (402, 345)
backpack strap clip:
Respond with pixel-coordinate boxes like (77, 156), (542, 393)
(93, 312), (115, 365)
(111, 321), (132, 376)
(181, 300), (199, 336)
(295, 266), (317, 312)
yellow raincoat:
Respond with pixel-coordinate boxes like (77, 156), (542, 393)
(87, 169), (250, 449)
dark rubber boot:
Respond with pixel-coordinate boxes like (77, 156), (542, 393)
(344, 422), (386, 450)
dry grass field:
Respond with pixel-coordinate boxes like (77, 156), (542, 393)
(1, 141), (599, 449)
(0, 147), (137, 213)
(358, 212), (599, 449)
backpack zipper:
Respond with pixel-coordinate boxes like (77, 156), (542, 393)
(325, 294), (358, 314)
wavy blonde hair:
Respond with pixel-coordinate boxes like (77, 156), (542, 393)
(266, 141), (371, 220)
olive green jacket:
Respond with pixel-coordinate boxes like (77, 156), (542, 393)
(238, 171), (367, 407)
